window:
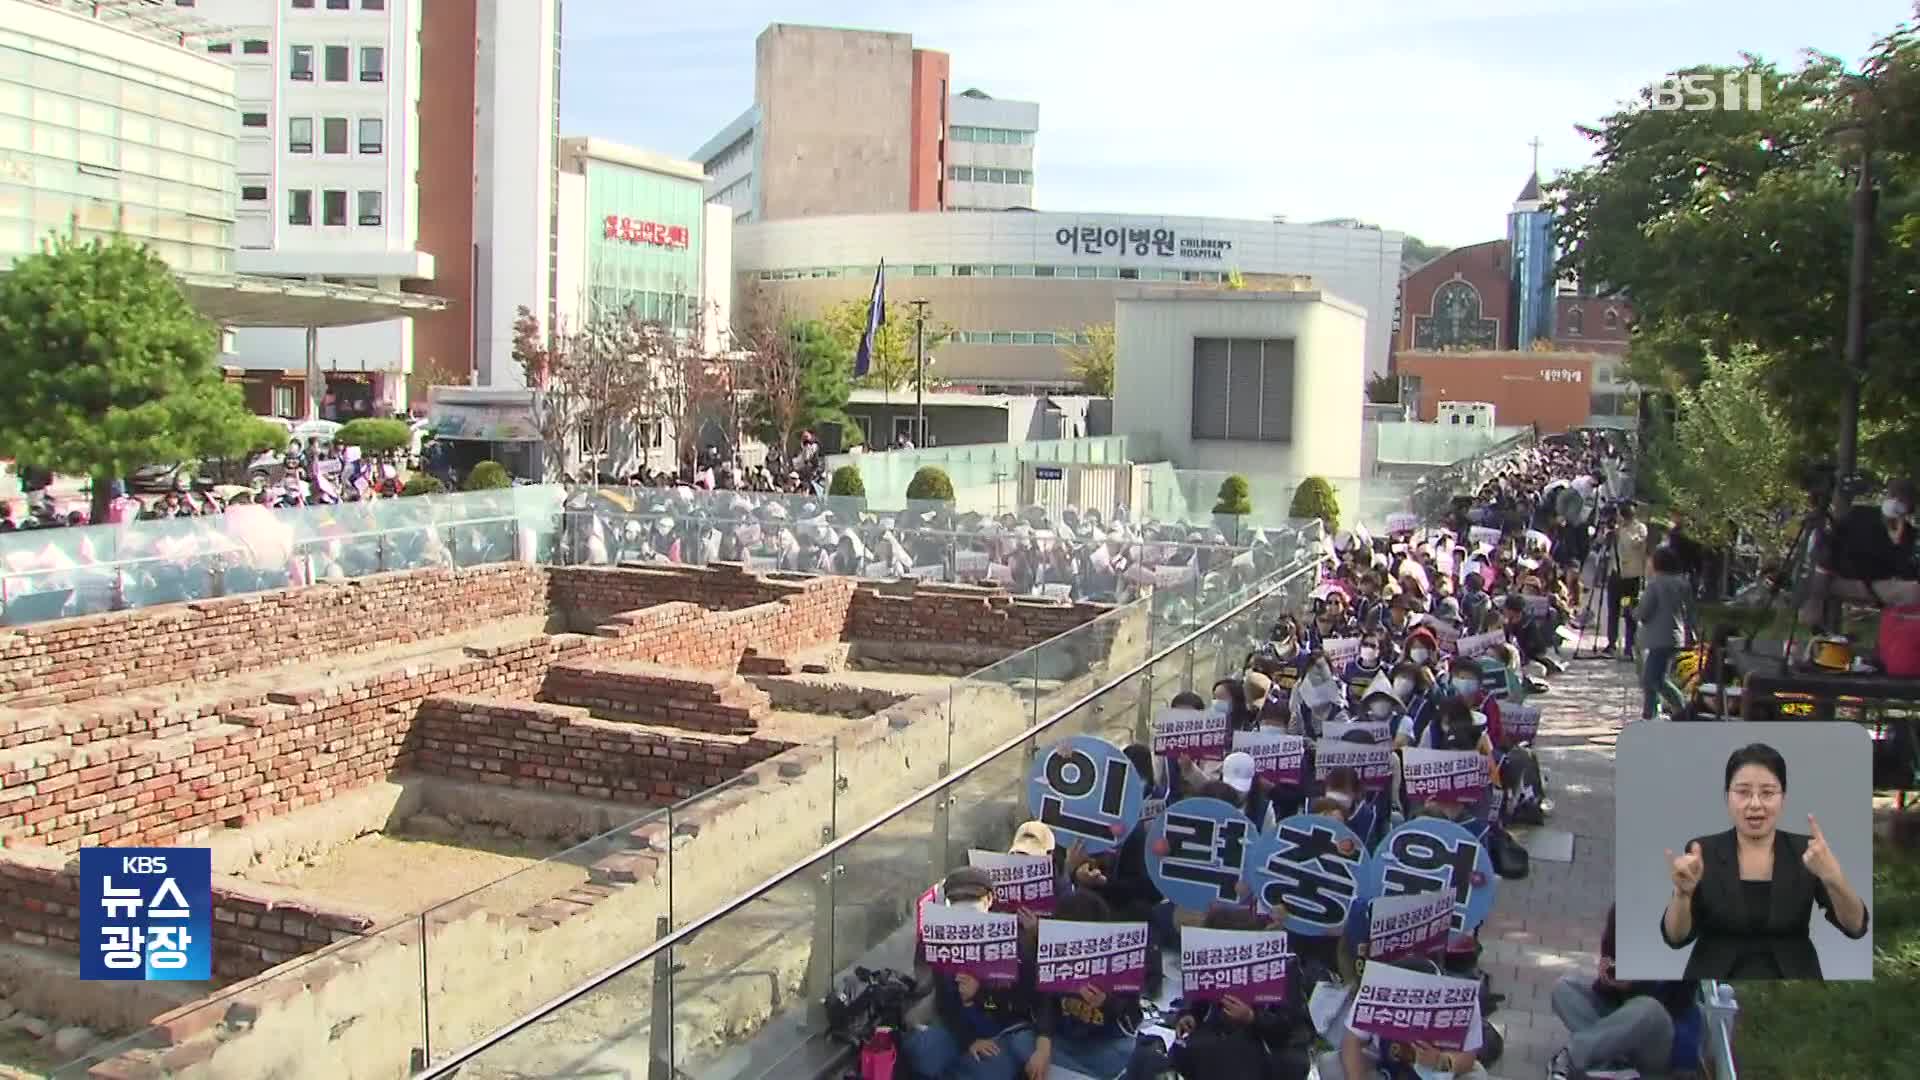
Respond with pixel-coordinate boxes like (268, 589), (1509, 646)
(1190, 338), (1296, 443)
(359, 46), (383, 81)
(322, 189), (347, 226)
(357, 190), (382, 226)
(293, 0), (315, 8)
(287, 116), (313, 153)
(241, 185), (267, 202)
(322, 117), (347, 154)
(287, 189), (312, 225)
(207, 42), (233, 55)
(1564, 306), (1583, 335)
(273, 386), (296, 418)
(327, 0), (350, 9)
(1603, 308), (1620, 330)
(242, 112), (268, 128)
(363, 0), (386, 9)
(324, 45), (348, 82)
(243, 39), (270, 55)
(357, 117), (382, 153)
(289, 45), (314, 80)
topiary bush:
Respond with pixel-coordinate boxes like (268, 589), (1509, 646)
(463, 461), (512, 491)
(1289, 476), (1341, 533)
(335, 417), (413, 456)
(401, 474), (445, 497)
(1213, 474), (1253, 515)
(829, 465), (866, 497)
(905, 465), (955, 502)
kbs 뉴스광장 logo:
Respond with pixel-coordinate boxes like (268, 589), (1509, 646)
(79, 848), (212, 981)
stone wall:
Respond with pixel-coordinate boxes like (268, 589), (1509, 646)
(0, 846), (381, 981)
(412, 696), (791, 802)
(0, 563), (548, 709)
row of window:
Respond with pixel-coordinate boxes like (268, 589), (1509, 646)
(254, 114), (382, 155)
(951, 330), (1096, 347)
(948, 125), (1034, 145)
(205, 41), (384, 84)
(239, 186), (383, 227)
(947, 165), (1032, 186)
(752, 264), (1229, 283)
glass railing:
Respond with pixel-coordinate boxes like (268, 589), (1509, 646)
(48, 518), (1324, 1079)
(821, 436), (1132, 510)
(406, 547), (1324, 1079)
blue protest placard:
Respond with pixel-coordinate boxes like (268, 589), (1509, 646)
(1025, 735), (1145, 854)
(1146, 798), (1257, 911)
(80, 847), (212, 981)
(1246, 813), (1369, 937)
(1361, 818), (1496, 934)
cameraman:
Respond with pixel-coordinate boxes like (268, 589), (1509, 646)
(1603, 502), (1648, 659)
(1801, 478), (1920, 627)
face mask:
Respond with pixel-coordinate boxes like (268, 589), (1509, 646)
(1884, 498), (1910, 520)
(1206, 700), (1232, 723)
(1393, 676), (1416, 699)
(1453, 677), (1480, 696)
(1409, 648), (1432, 665)
(1359, 646), (1379, 664)
(1309, 666), (1332, 684)
(1368, 700), (1394, 720)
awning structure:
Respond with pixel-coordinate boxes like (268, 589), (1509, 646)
(427, 402), (541, 442)
(178, 272), (446, 328)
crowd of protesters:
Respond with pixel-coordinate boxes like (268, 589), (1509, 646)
(880, 430), (1708, 1080)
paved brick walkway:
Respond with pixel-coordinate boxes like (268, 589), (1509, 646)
(1481, 642), (1643, 1080)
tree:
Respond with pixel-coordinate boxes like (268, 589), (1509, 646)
(1550, 24), (1920, 472)
(738, 291), (856, 456)
(0, 236), (267, 523)
(1214, 475), (1253, 515)
(1059, 323), (1116, 396)
(464, 461), (511, 490)
(513, 304), (688, 481)
(1649, 346), (1803, 559)
(635, 304), (733, 471)
(1399, 235), (1452, 270)
(1365, 373), (1400, 404)
(829, 465), (866, 497)
(335, 417), (412, 456)
(905, 466), (955, 502)
(1289, 477), (1341, 533)
(822, 298), (954, 396)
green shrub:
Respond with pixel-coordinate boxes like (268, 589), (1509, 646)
(1213, 474), (1253, 515)
(1289, 476), (1341, 533)
(401, 474), (445, 497)
(905, 465), (955, 501)
(829, 465), (866, 497)
(335, 417), (413, 455)
(463, 461), (512, 491)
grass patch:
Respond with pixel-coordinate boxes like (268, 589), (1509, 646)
(1732, 839), (1920, 1078)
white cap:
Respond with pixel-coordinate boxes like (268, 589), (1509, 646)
(1222, 752), (1257, 795)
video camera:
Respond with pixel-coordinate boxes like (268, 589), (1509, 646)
(1799, 461), (1879, 504)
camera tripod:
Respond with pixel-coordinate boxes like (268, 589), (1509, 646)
(1571, 520), (1622, 662)
(1744, 496), (1835, 667)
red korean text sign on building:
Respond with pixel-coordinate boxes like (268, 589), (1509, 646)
(604, 216), (690, 249)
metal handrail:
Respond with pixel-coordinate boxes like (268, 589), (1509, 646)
(413, 551), (1322, 1078)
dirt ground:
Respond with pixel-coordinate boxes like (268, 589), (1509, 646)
(241, 832), (588, 919)
(0, 1030), (61, 1080)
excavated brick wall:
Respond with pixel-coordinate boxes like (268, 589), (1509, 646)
(844, 581), (1109, 650)
(0, 846), (381, 980)
(0, 563), (547, 709)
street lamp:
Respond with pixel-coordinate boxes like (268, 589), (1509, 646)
(910, 298), (930, 447)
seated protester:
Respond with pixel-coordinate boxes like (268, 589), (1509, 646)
(1126, 905), (1313, 1080)
(1401, 627), (1441, 679)
(1341, 631), (1390, 704)
(1252, 619), (1309, 713)
(1318, 923), (1490, 1080)
(1007, 820), (1065, 904)
(1410, 791), (1493, 978)
(1219, 751), (1285, 833)
(1502, 593), (1564, 677)
(1800, 476), (1920, 627)
(1215, 676), (1258, 732)
(904, 867), (1052, 1080)
(1550, 905), (1697, 1080)
(1458, 566), (1493, 628)
(1388, 661), (1437, 750)
(1446, 654), (1505, 748)
(1291, 650), (1349, 739)
(1038, 891), (1143, 1078)
(1353, 572), (1388, 631)
(1378, 592), (1418, 645)
(1068, 744), (1166, 922)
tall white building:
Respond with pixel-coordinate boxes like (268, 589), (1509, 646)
(945, 89), (1038, 211)
(472, 0), (563, 390)
(186, 0), (431, 417)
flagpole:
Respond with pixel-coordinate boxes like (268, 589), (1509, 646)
(911, 298), (928, 447)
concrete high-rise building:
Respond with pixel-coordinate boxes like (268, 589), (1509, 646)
(692, 24), (1039, 225)
(191, 0), (434, 416)
(473, 0), (563, 390)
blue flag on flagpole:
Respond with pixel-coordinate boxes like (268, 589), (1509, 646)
(854, 260), (885, 378)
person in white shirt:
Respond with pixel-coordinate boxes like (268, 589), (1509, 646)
(1604, 502), (1649, 659)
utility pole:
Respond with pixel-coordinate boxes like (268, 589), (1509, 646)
(911, 298), (929, 448)
(1833, 132), (1875, 517)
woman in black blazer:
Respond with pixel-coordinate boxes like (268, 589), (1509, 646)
(1660, 743), (1869, 980)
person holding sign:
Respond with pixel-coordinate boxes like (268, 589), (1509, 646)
(1341, 631), (1391, 704)
(1659, 744), (1869, 980)
(1126, 905), (1314, 1080)
(1033, 892), (1143, 1079)
(905, 867), (1053, 1080)
(1291, 650), (1350, 740)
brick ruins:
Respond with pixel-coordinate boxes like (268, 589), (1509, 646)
(0, 559), (1121, 1076)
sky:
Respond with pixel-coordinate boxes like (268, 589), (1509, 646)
(560, 0), (1908, 248)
